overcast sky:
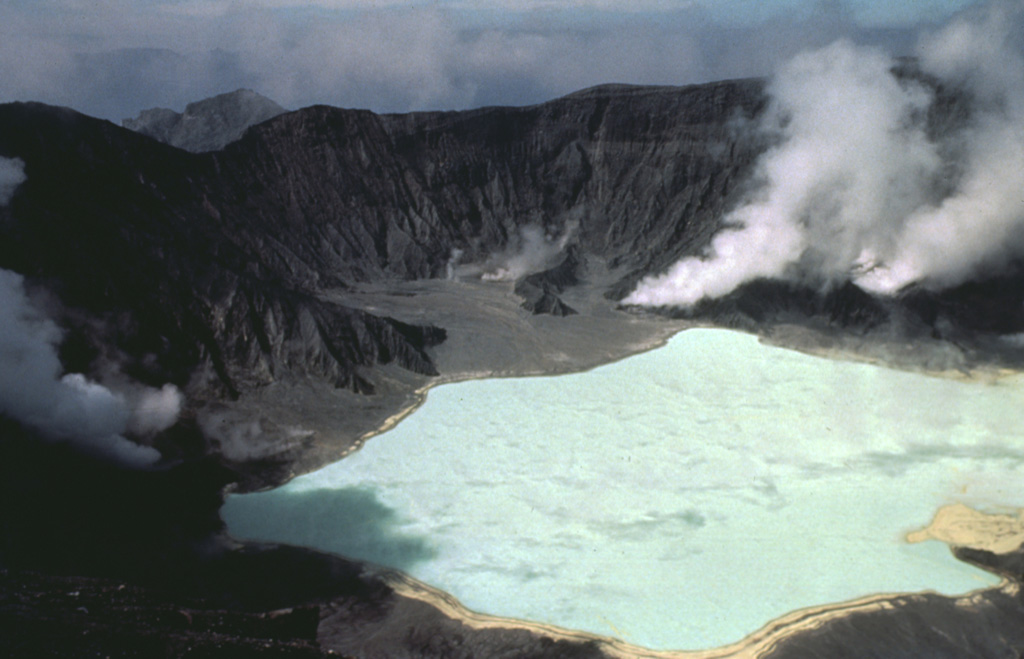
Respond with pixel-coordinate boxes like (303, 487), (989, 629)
(0, 0), (1008, 121)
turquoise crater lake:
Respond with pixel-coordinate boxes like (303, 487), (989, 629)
(222, 328), (1024, 650)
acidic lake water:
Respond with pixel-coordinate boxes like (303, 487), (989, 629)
(222, 328), (1024, 651)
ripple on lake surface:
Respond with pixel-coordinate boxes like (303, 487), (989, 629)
(223, 328), (1023, 650)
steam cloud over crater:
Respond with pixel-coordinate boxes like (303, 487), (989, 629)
(478, 225), (575, 282)
(626, 4), (1024, 307)
(0, 269), (172, 466)
(0, 156), (26, 205)
(0, 268), (183, 467)
(0, 171), (181, 466)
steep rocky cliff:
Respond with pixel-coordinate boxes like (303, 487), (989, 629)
(0, 81), (774, 474)
(4, 80), (1018, 448)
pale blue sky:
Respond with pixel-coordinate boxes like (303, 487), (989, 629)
(0, 0), (1009, 120)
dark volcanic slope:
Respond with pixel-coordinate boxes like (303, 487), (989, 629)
(0, 81), (769, 471)
(3, 80), (771, 298)
(0, 102), (445, 397)
(1, 77), (1022, 471)
(200, 81), (766, 287)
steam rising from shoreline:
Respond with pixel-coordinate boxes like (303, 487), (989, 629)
(451, 225), (575, 281)
(0, 269), (180, 467)
(626, 4), (1024, 307)
(0, 172), (180, 466)
(0, 156), (26, 205)
(0, 268), (185, 466)
(480, 225), (574, 281)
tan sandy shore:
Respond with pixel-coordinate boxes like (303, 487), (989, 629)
(380, 565), (1013, 659)
(291, 278), (1024, 656)
(908, 503), (1024, 555)
(354, 337), (1024, 658)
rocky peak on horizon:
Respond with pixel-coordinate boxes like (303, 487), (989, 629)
(122, 88), (286, 153)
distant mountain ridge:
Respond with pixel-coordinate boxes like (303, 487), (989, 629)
(122, 89), (286, 152)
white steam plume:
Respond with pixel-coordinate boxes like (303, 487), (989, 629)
(0, 268), (182, 467)
(626, 4), (1024, 307)
(481, 226), (572, 281)
(861, 3), (1024, 292)
(453, 224), (575, 281)
(126, 384), (185, 436)
(0, 170), (181, 462)
(0, 156), (26, 205)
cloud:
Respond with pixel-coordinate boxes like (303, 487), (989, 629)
(861, 1), (1024, 291)
(470, 224), (574, 281)
(0, 157), (26, 205)
(0, 2), (933, 121)
(0, 168), (180, 464)
(144, 0), (979, 26)
(126, 384), (184, 436)
(0, 268), (183, 467)
(626, 2), (1024, 306)
(196, 408), (268, 461)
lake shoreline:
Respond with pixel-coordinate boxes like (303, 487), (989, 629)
(379, 567), (1018, 659)
(224, 320), (1024, 656)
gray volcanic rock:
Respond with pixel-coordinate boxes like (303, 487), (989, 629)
(515, 280), (578, 316)
(164, 80), (768, 294)
(1, 81), (771, 427)
(123, 89), (286, 152)
(2, 77), (1023, 469)
(760, 547), (1024, 659)
(515, 246), (583, 315)
(0, 101), (446, 481)
(3, 75), (1023, 468)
